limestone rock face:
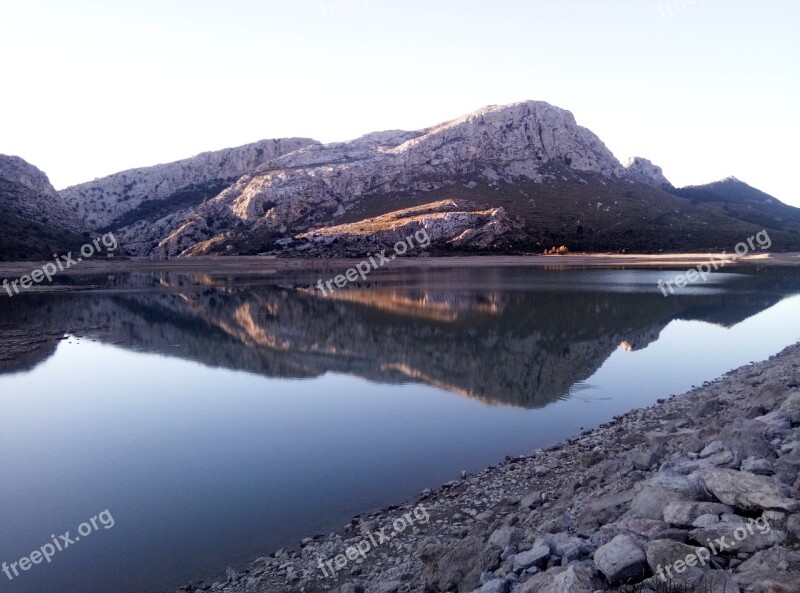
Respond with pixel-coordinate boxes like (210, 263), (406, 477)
(284, 200), (524, 257)
(120, 101), (628, 256)
(59, 137), (319, 229)
(624, 157), (673, 189)
(0, 154), (59, 197)
(0, 154), (83, 231)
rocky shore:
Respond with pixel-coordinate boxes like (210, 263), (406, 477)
(181, 343), (800, 593)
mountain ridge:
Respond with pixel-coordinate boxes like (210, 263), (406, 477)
(2, 100), (800, 260)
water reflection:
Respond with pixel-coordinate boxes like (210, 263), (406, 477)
(2, 267), (798, 408)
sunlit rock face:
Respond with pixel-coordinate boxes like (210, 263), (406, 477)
(59, 137), (320, 230)
(624, 156), (673, 189)
(109, 101), (629, 257)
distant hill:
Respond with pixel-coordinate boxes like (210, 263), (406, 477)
(668, 177), (800, 236)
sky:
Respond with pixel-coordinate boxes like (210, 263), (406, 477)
(1, 0), (798, 205)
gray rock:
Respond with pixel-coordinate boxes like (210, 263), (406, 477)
(593, 534), (648, 585)
(512, 543), (550, 571)
(418, 536), (500, 593)
(469, 579), (509, 593)
(645, 539), (713, 578)
(520, 491), (544, 510)
(644, 569), (740, 593)
(693, 468), (798, 512)
(774, 453), (800, 484)
(692, 513), (721, 527)
(540, 532), (590, 563)
(787, 514), (800, 540)
(735, 545), (800, 573)
(779, 391), (800, 425)
(629, 473), (699, 520)
(735, 571), (800, 592)
(624, 157), (672, 189)
(514, 562), (595, 593)
(740, 456), (773, 475)
(653, 527), (690, 543)
(488, 526), (523, 549)
(591, 518), (668, 547)
(576, 489), (634, 529)
(373, 581), (401, 593)
(700, 440), (727, 459)
(689, 523), (786, 555)
(334, 584), (365, 593)
(662, 501), (733, 527)
(633, 447), (663, 471)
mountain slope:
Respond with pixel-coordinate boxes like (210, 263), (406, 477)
(0, 100), (788, 260)
(101, 100), (800, 257)
(59, 137), (320, 231)
(668, 177), (800, 235)
(119, 101), (629, 256)
(0, 155), (89, 261)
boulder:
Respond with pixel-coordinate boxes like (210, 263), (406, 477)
(539, 532), (590, 563)
(778, 391), (800, 425)
(645, 539), (713, 579)
(629, 473), (699, 520)
(644, 569), (740, 593)
(693, 468), (798, 512)
(662, 501), (733, 527)
(593, 534), (648, 585)
(740, 456), (774, 475)
(488, 526), (523, 549)
(418, 536), (500, 593)
(514, 562), (596, 593)
(689, 523), (786, 555)
(520, 491), (544, 510)
(512, 542), (550, 571)
(590, 518), (668, 547)
(468, 579), (509, 593)
(735, 545), (800, 573)
(633, 447), (663, 471)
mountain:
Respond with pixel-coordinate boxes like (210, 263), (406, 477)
(59, 137), (318, 233)
(623, 157), (673, 190)
(0, 155), (88, 261)
(106, 100), (797, 257)
(667, 177), (800, 235)
(3, 100), (800, 261)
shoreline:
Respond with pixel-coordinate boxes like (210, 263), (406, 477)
(0, 253), (797, 298)
(0, 252), (799, 279)
(182, 343), (800, 593)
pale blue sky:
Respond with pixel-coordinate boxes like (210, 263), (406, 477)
(1, 0), (798, 205)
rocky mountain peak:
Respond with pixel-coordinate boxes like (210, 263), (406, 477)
(624, 157), (673, 189)
(134, 100), (633, 257)
(0, 154), (59, 197)
(0, 154), (85, 234)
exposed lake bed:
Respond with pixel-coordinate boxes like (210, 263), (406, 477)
(1, 262), (799, 593)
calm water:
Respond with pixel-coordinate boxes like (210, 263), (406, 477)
(1, 266), (799, 593)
